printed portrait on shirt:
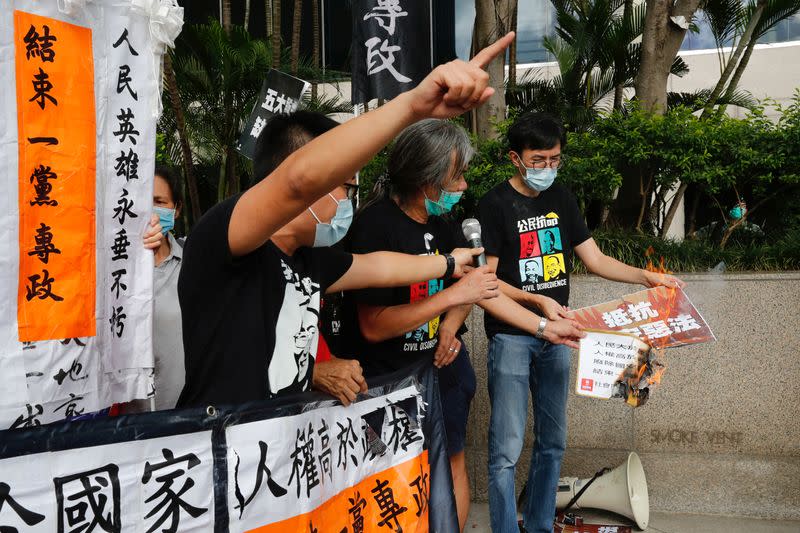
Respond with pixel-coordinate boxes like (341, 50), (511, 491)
(519, 230), (540, 259)
(538, 227), (562, 255)
(543, 253), (566, 281)
(518, 257), (543, 285)
(268, 261), (321, 396)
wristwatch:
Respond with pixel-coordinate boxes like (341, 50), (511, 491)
(442, 253), (455, 279)
(534, 317), (548, 339)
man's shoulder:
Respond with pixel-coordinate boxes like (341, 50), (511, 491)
(549, 182), (578, 201)
(183, 195), (241, 254)
(480, 180), (510, 204)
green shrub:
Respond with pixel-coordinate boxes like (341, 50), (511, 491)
(575, 229), (800, 273)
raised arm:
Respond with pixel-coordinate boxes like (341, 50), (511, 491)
(227, 32), (516, 257)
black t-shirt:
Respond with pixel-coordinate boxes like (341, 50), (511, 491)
(348, 197), (463, 377)
(478, 181), (591, 338)
(176, 194), (353, 408)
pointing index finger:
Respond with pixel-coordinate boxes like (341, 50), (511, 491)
(469, 31), (515, 69)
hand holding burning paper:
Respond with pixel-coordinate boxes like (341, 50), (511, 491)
(571, 287), (715, 406)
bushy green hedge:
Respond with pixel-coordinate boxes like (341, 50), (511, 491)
(576, 228), (800, 273)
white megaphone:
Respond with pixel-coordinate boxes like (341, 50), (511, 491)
(556, 452), (649, 530)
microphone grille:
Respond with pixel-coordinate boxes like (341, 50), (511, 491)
(462, 218), (482, 239)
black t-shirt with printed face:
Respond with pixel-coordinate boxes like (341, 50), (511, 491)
(176, 194), (353, 408)
(478, 181), (591, 338)
(348, 197), (463, 377)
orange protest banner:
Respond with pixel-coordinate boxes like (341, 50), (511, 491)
(15, 11), (96, 341)
(249, 451), (431, 533)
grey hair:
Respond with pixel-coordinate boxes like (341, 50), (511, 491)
(363, 119), (474, 211)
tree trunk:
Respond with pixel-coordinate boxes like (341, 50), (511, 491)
(716, 31), (758, 117)
(221, 0), (232, 35)
(163, 53), (202, 225)
(272, 0), (281, 69)
(660, 181), (688, 237)
(245, 0), (252, 32)
(620, 0), (701, 229)
(225, 144), (239, 197)
(474, 0), (517, 140)
(701, 0), (766, 118)
(266, 0), (273, 37)
(508, 5), (518, 87)
(312, 0), (320, 99)
(686, 185), (700, 236)
(613, 0), (634, 110)
(635, 0), (702, 114)
(290, 0), (303, 74)
(659, 1), (765, 236)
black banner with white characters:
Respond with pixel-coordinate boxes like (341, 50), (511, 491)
(236, 69), (309, 161)
(351, 0), (432, 104)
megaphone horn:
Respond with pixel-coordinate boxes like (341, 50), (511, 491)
(556, 452), (649, 530)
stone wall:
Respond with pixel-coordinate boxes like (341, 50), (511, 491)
(461, 272), (800, 519)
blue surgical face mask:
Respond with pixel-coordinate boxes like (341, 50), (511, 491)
(153, 206), (175, 235)
(425, 188), (463, 216)
(514, 153), (557, 192)
(309, 193), (354, 247)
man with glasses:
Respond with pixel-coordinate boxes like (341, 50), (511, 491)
(477, 112), (685, 533)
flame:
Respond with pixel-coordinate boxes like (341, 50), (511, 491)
(645, 246), (669, 274)
(623, 250), (680, 406)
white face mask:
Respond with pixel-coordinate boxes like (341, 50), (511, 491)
(308, 194), (354, 247)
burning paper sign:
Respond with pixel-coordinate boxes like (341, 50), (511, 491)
(569, 287), (715, 349)
(577, 330), (652, 400)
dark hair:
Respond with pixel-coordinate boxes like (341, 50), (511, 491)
(507, 112), (566, 154)
(253, 111), (339, 182)
(154, 165), (183, 208)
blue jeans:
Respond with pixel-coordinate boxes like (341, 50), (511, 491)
(487, 333), (570, 533)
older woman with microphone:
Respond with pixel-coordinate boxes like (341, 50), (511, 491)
(348, 119), (584, 532)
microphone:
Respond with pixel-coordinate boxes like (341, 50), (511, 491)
(461, 218), (487, 267)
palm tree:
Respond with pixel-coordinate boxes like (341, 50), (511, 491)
(162, 53), (202, 225)
(506, 0), (685, 130)
(702, 0), (800, 115)
(272, 0), (281, 69)
(506, 0), (757, 131)
(222, 0), (232, 34)
(163, 20), (272, 203)
(290, 0), (303, 74)
(312, 0), (320, 98)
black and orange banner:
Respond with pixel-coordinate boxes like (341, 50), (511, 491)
(15, 10), (96, 342)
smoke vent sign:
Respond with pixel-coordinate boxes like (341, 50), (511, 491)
(577, 331), (651, 399)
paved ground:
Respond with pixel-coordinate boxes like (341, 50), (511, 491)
(464, 504), (800, 532)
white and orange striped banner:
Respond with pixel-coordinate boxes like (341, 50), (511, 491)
(0, 0), (181, 428)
